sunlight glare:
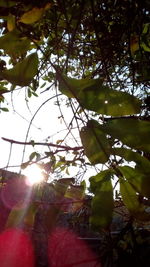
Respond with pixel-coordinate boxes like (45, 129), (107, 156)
(24, 165), (44, 186)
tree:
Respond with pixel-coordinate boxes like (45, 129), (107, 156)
(0, 0), (150, 231)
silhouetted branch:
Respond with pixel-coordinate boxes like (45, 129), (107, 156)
(2, 137), (83, 151)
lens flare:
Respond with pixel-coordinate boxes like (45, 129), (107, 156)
(48, 227), (101, 266)
(0, 228), (35, 267)
(1, 177), (29, 209)
(23, 165), (44, 186)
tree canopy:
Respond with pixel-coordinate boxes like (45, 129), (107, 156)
(0, 0), (150, 230)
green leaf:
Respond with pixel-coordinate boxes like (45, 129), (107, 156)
(19, 7), (45, 24)
(58, 76), (141, 115)
(80, 121), (109, 164)
(5, 202), (26, 228)
(142, 23), (150, 34)
(65, 183), (85, 200)
(120, 179), (150, 221)
(6, 202), (37, 229)
(58, 75), (103, 97)
(89, 169), (114, 193)
(141, 23), (150, 52)
(90, 174), (114, 229)
(54, 178), (73, 196)
(80, 120), (110, 164)
(2, 53), (39, 86)
(65, 183), (86, 211)
(23, 203), (37, 228)
(141, 42), (150, 52)
(28, 88), (32, 98)
(113, 147), (150, 175)
(0, 86), (8, 95)
(0, 107), (9, 112)
(130, 35), (139, 55)
(0, 0), (16, 7)
(104, 118), (150, 152)
(0, 30), (30, 56)
(29, 152), (39, 161)
(119, 166), (150, 198)
(79, 86), (141, 116)
(7, 14), (15, 32)
(65, 167), (70, 175)
(21, 161), (30, 169)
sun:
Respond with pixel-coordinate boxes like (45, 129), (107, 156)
(23, 164), (44, 186)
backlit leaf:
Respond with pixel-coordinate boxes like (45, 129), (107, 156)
(120, 179), (150, 221)
(0, 0), (16, 7)
(23, 203), (37, 228)
(19, 3), (51, 25)
(0, 85), (8, 96)
(21, 162), (30, 169)
(65, 183), (86, 211)
(5, 202), (27, 228)
(104, 118), (150, 152)
(80, 120), (110, 164)
(2, 53), (39, 86)
(90, 174), (114, 229)
(7, 14), (15, 32)
(0, 30), (30, 56)
(58, 76), (141, 115)
(89, 169), (114, 194)
(6, 202), (37, 229)
(119, 165), (150, 198)
(141, 42), (150, 52)
(29, 152), (40, 161)
(141, 23), (150, 52)
(65, 183), (85, 200)
(59, 75), (103, 98)
(19, 7), (45, 24)
(130, 35), (139, 55)
(54, 179), (73, 197)
(113, 147), (150, 175)
(0, 107), (9, 112)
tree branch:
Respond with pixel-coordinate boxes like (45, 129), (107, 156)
(2, 137), (83, 151)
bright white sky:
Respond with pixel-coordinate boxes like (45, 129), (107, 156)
(0, 86), (100, 187)
(0, 81), (120, 202)
(0, 87), (73, 170)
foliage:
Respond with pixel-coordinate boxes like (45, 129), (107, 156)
(0, 0), (150, 232)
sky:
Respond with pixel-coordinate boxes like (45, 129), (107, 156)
(1, 86), (97, 176)
(0, 87), (74, 171)
(0, 85), (101, 189)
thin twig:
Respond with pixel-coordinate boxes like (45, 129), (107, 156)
(2, 137), (83, 151)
